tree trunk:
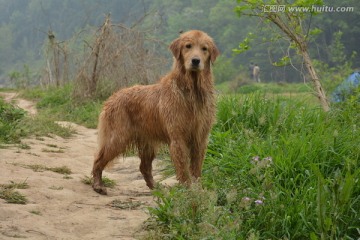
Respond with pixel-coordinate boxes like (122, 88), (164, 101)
(301, 47), (330, 112)
(47, 59), (53, 86)
(89, 43), (100, 96)
(88, 15), (111, 96)
(265, 14), (331, 111)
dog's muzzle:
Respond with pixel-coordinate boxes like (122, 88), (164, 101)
(191, 58), (201, 69)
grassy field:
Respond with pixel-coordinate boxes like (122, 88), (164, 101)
(1, 84), (101, 146)
(145, 94), (360, 239)
(1, 83), (359, 239)
(20, 84), (102, 129)
(216, 81), (312, 95)
(0, 98), (73, 146)
(0, 88), (73, 147)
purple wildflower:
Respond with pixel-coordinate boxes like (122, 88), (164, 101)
(251, 156), (260, 164)
(242, 197), (251, 202)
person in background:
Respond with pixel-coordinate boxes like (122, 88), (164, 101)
(248, 62), (255, 79)
(253, 64), (260, 83)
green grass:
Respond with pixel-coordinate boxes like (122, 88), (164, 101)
(0, 96), (74, 145)
(0, 180), (29, 204)
(21, 84), (102, 129)
(29, 210), (42, 215)
(0, 97), (27, 144)
(12, 163), (72, 175)
(1, 84), (100, 145)
(81, 176), (117, 188)
(49, 186), (64, 190)
(47, 166), (72, 175)
(146, 94), (360, 240)
(3, 82), (359, 238)
(216, 81), (311, 95)
(109, 199), (143, 210)
(0, 180), (29, 190)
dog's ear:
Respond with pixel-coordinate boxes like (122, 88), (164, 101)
(169, 38), (182, 60)
(209, 43), (220, 64)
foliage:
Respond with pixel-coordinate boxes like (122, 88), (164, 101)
(313, 31), (357, 93)
(146, 94), (360, 239)
(146, 184), (227, 240)
(7, 65), (34, 88)
(213, 55), (238, 83)
(329, 31), (347, 65)
(234, 0), (332, 111)
(1, 0), (359, 86)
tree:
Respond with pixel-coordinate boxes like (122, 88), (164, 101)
(235, 0), (330, 111)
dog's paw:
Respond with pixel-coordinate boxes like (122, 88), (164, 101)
(93, 185), (107, 195)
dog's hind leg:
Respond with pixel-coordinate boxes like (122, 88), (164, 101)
(92, 148), (108, 195)
(92, 145), (122, 195)
(139, 143), (156, 189)
(92, 130), (129, 195)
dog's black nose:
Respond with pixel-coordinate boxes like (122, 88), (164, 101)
(191, 58), (200, 67)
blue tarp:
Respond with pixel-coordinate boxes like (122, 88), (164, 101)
(331, 72), (360, 102)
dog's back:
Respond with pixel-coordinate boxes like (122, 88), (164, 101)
(99, 83), (167, 146)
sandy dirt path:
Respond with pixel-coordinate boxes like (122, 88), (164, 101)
(0, 93), (176, 240)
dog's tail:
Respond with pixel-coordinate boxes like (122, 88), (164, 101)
(93, 108), (130, 172)
(92, 111), (116, 172)
(97, 111), (108, 151)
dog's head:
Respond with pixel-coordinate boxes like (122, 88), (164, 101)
(170, 30), (219, 72)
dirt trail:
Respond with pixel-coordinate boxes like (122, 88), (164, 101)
(0, 93), (176, 240)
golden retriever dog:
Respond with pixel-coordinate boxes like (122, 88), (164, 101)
(92, 30), (219, 194)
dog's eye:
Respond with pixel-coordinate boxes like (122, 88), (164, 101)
(202, 47), (208, 51)
(185, 44), (192, 49)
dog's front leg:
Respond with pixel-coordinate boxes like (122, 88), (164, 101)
(190, 140), (207, 180)
(169, 139), (191, 185)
